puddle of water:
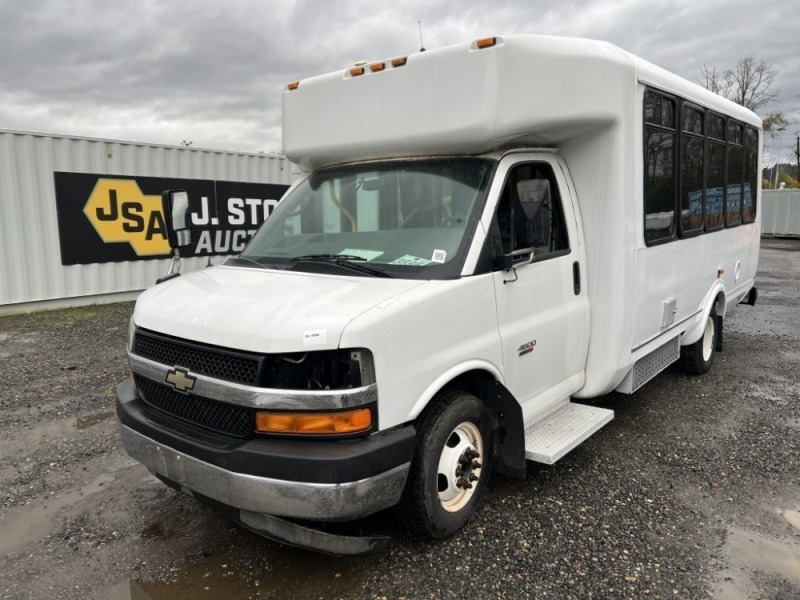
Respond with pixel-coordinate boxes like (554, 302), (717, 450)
(0, 458), (135, 556)
(714, 526), (800, 600)
(102, 547), (367, 600)
(1, 411), (116, 456)
(0, 418), (77, 456)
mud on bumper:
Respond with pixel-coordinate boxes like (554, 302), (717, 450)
(115, 380), (415, 553)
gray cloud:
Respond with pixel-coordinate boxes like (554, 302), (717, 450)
(0, 0), (797, 159)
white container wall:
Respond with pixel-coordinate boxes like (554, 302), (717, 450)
(0, 129), (294, 313)
(762, 190), (800, 237)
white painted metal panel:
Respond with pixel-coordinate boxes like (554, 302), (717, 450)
(762, 190), (800, 237)
(0, 129), (294, 311)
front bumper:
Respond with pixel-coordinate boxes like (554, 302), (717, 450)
(116, 379), (414, 522)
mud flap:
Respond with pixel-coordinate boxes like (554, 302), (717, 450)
(474, 379), (525, 479)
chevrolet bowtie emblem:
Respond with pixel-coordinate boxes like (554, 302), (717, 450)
(165, 367), (197, 393)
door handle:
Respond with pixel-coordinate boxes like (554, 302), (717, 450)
(573, 261), (581, 295)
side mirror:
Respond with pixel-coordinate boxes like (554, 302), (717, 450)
(161, 190), (192, 249)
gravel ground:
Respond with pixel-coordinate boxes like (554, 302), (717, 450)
(0, 239), (798, 600)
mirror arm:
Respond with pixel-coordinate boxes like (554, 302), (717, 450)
(501, 247), (535, 283)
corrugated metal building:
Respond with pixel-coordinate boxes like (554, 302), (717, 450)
(762, 189), (800, 237)
(0, 129), (294, 314)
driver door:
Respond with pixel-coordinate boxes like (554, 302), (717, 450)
(490, 154), (589, 422)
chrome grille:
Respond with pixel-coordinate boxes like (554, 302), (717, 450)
(133, 331), (261, 385)
(137, 377), (252, 437)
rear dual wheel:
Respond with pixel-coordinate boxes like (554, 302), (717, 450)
(682, 306), (717, 374)
(401, 391), (493, 539)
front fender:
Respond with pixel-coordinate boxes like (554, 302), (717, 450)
(408, 359), (505, 421)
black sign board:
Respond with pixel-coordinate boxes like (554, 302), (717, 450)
(54, 172), (288, 265)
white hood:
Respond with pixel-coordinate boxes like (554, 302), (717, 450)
(133, 265), (426, 353)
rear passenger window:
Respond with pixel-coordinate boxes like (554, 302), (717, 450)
(642, 86), (761, 245)
(644, 90), (677, 244)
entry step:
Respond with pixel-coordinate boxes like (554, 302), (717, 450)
(524, 402), (614, 465)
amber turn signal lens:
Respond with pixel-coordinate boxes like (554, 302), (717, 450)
(256, 408), (372, 435)
(476, 37), (497, 49)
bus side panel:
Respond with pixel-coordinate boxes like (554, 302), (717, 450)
(632, 225), (759, 349)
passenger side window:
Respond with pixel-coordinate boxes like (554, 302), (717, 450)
(494, 162), (570, 264)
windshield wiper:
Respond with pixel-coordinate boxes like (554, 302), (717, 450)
(226, 256), (276, 269)
(291, 254), (392, 278)
(293, 254), (367, 262)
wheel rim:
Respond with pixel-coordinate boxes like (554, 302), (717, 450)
(702, 315), (715, 362)
(436, 422), (484, 513)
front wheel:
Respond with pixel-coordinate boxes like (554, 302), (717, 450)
(401, 391), (493, 539)
(682, 306), (717, 374)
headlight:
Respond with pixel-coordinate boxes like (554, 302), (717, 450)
(267, 348), (375, 390)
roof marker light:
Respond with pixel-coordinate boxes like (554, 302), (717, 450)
(370, 62), (386, 72)
(476, 37), (497, 49)
(391, 57), (408, 68)
(286, 81), (299, 91)
(349, 66), (365, 77)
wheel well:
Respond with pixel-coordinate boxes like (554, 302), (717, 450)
(441, 370), (496, 399)
(424, 369), (526, 479)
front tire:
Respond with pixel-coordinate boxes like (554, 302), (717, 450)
(682, 306), (717, 374)
(401, 391), (493, 539)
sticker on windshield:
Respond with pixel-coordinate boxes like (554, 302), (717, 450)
(341, 248), (384, 261)
(389, 255), (431, 266)
(303, 329), (328, 347)
(431, 249), (447, 263)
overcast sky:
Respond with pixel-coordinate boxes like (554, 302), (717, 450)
(1, 0), (798, 163)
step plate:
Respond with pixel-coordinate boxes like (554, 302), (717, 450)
(524, 403), (614, 465)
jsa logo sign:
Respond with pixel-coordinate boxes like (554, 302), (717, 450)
(84, 179), (169, 256)
(54, 172), (289, 266)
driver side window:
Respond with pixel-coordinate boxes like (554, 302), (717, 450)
(494, 162), (569, 263)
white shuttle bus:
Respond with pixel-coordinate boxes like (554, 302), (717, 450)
(117, 35), (761, 554)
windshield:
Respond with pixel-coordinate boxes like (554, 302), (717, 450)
(238, 158), (493, 279)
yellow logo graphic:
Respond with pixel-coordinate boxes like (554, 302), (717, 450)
(83, 179), (170, 256)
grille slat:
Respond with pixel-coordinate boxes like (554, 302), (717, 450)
(134, 332), (260, 385)
(137, 377), (252, 438)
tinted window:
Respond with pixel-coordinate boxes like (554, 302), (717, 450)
(726, 120), (744, 227)
(682, 106), (704, 135)
(680, 135), (704, 233)
(708, 113), (726, 140)
(645, 130), (676, 243)
(742, 127), (759, 223)
(705, 141), (725, 230)
(645, 91), (675, 127)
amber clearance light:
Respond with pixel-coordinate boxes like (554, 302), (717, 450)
(256, 407), (372, 435)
